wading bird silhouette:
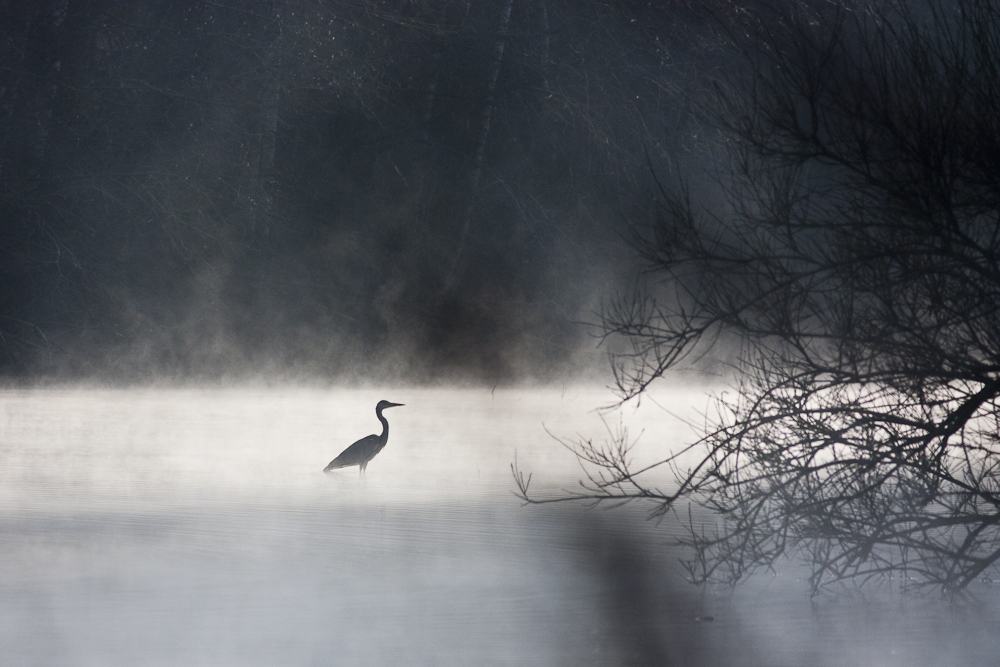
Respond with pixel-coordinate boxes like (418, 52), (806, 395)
(324, 400), (404, 474)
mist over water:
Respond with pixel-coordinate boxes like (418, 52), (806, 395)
(3, 1), (1000, 663)
(3, 384), (999, 666)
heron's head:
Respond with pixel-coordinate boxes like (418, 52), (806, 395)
(376, 400), (404, 411)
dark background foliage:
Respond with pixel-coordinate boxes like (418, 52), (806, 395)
(0, 0), (720, 382)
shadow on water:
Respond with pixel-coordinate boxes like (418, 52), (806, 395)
(570, 514), (707, 667)
(560, 510), (771, 667)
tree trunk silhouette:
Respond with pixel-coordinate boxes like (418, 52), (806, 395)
(445, 0), (513, 289)
(539, 0), (550, 90)
(246, 0), (284, 241)
(26, 0), (67, 194)
(421, 51), (442, 148)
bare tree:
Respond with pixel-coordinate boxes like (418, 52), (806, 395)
(517, 0), (1000, 595)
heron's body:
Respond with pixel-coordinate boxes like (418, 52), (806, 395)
(324, 400), (403, 474)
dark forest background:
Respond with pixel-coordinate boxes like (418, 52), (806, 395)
(0, 0), (725, 382)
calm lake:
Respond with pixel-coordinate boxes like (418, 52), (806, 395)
(2, 385), (999, 666)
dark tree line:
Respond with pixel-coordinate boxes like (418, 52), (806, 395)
(518, 0), (1000, 595)
(0, 0), (715, 381)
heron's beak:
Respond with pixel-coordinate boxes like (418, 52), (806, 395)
(386, 402), (405, 408)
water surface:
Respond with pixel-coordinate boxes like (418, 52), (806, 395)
(2, 386), (998, 665)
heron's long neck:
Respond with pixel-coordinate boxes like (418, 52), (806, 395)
(376, 409), (389, 443)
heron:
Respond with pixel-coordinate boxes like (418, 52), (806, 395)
(323, 400), (404, 474)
